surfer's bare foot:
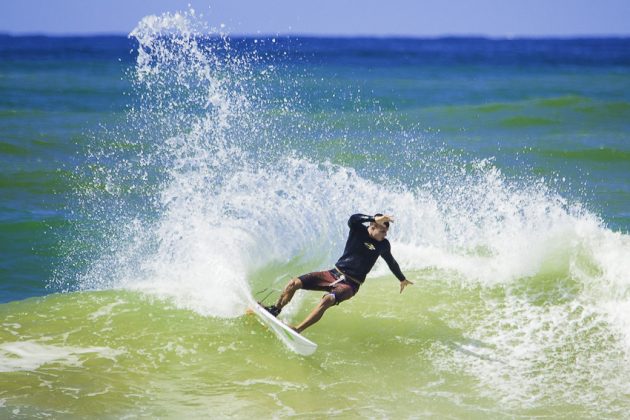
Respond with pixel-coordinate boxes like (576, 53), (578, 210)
(290, 326), (301, 334)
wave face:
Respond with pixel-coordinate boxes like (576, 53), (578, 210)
(2, 9), (630, 418)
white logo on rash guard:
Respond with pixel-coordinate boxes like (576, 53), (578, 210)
(364, 242), (376, 251)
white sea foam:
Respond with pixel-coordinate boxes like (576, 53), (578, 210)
(0, 341), (124, 373)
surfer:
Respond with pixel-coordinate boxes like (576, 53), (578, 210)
(264, 213), (413, 333)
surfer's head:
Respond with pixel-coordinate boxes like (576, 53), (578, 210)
(369, 213), (389, 241)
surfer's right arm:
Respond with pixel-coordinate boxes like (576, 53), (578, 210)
(348, 213), (374, 229)
(348, 213), (395, 230)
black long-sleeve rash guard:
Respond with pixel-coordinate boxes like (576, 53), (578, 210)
(334, 214), (406, 284)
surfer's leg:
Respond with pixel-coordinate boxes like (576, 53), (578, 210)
(276, 277), (303, 309)
(294, 293), (336, 333)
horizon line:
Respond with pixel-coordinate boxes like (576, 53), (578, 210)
(2, 31), (630, 40)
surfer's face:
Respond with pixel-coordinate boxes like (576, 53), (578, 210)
(369, 223), (388, 241)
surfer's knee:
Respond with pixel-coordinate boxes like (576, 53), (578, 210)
(320, 293), (336, 308)
(287, 277), (302, 292)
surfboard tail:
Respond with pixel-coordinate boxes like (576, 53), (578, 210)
(250, 302), (317, 356)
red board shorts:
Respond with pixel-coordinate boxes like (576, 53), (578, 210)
(298, 268), (360, 305)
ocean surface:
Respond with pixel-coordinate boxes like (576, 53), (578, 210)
(2, 10), (630, 418)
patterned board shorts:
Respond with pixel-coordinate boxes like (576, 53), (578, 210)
(298, 269), (360, 304)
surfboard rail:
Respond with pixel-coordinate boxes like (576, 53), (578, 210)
(249, 302), (317, 356)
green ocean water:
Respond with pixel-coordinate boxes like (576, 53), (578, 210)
(5, 268), (627, 418)
(2, 10), (630, 418)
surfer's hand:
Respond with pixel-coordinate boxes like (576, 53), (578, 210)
(400, 279), (413, 294)
(375, 214), (394, 226)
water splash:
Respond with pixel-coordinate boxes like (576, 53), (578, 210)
(56, 13), (630, 398)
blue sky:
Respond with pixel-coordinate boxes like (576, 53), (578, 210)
(1, 0), (629, 37)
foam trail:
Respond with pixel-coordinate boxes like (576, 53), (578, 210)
(0, 341), (123, 372)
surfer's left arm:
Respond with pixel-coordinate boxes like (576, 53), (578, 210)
(381, 242), (413, 294)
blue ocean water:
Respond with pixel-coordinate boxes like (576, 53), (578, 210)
(2, 33), (629, 302)
(1, 14), (630, 416)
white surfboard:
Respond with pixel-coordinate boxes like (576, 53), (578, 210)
(249, 302), (317, 356)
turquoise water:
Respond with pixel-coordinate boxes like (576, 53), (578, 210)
(2, 10), (630, 418)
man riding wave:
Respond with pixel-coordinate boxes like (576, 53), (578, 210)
(265, 213), (413, 333)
